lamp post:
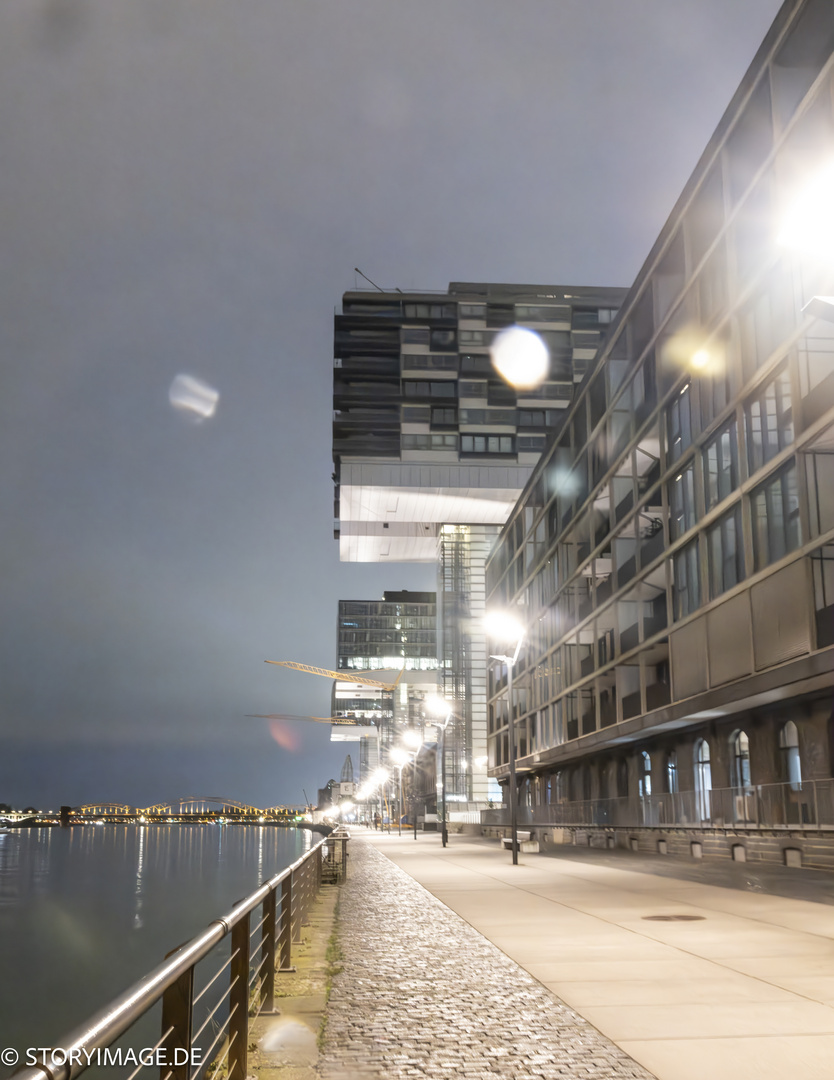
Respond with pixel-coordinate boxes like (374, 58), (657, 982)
(426, 695), (453, 848)
(402, 729), (423, 841)
(485, 612), (525, 866)
(390, 748), (411, 837)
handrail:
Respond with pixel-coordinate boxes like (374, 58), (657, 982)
(481, 779), (834, 833)
(13, 831), (347, 1080)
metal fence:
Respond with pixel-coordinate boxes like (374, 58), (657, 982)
(13, 828), (348, 1080)
(481, 779), (834, 832)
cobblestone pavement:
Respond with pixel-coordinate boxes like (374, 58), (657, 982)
(318, 838), (655, 1080)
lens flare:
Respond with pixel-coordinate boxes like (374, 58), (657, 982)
(268, 720), (300, 752)
(169, 374), (219, 421)
(490, 326), (550, 390)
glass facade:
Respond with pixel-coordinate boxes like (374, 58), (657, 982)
(485, 0), (834, 828)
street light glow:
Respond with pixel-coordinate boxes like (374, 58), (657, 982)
(484, 611), (525, 645)
(426, 694), (451, 718)
(490, 326), (550, 390)
(778, 158), (834, 259)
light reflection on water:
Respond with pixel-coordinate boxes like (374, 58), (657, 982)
(0, 825), (310, 1058)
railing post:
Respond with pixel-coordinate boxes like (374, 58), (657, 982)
(340, 835), (348, 880)
(228, 913), (250, 1080)
(301, 858), (311, 927)
(316, 844), (323, 892)
(291, 869), (302, 943)
(261, 888), (277, 1013)
(160, 966), (193, 1080)
(279, 874), (294, 972)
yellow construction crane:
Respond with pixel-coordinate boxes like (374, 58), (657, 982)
(264, 659), (404, 691)
(244, 713), (357, 725)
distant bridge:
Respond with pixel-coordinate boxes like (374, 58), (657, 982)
(68, 796), (306, 821)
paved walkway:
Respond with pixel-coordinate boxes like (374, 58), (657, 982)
(319, 836), (654, 1079)
(342, 831), (834, 1080)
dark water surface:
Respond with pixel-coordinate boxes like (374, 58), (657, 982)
(0, 824), (310, 1057)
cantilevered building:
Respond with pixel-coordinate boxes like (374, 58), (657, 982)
(332, 283), (626, 806)
(485, 0), (834, 867)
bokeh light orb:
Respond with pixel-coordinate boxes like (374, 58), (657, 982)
(490, 326), (550, 390)
(169, 373), (219, 421)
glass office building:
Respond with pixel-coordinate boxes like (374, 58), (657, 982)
(485, 0), (834, 865)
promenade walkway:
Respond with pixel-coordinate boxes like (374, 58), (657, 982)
(320, 830), (834, 1080)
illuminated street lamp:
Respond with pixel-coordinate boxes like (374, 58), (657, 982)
(484, 611), (525, 866)
(426, 694), (453, 848)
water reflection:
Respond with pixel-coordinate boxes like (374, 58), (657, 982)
(0, 825), (307, 1058)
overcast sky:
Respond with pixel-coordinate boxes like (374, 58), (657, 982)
(0, 0), (783, 809)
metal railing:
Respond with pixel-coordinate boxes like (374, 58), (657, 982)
(13, 828), (349, 1080)
(481, 779), (834, 832)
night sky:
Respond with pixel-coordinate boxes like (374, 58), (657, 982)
(0, 0), (783, 810)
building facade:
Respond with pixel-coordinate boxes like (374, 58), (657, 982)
(485, 0), (834, 867)
(333, 282), (626, 805)
(332, 590), (438, 786)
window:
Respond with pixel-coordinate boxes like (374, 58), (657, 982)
(811, 544), (834, 648)
(694, 739), (712, 821)
(673, 540), (701, 620)
(430, 328), (456, 351)
(746, 367), (794, 474)
(517, 304), (570, 323)
(771, 0), (834, 127)
(459, 303), (486, 318)
(404, 303), (456, 319)
(401, 434), (458, 451)
(730, 730), (752, 793)
(707, 505), (744, 598)
(704, 420), (739, 511)
(639, 751), (652, 797)
(403, 380), (457, 399)
(751, 462), (802, 571)
(670, 464), (697, 540)
(460, 353), (492, 375)
(667, 383), (693, 463)
(666, 751), (678, 794)
(460, 434), (514, 455)
(779, 721), (802, 790)
(431, 407), (457, 426)
(402, 327), (429, 346)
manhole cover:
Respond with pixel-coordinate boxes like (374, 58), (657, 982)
(642, 914), (705, 921)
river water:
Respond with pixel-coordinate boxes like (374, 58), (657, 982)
(0, 824), (311, 1065)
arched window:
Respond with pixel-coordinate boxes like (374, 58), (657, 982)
(730, 730), (752, 794)
(666, 750), (678, 794)
(639, 751), (652, 797)
(694, 739), (712, 820)
(779, 721), (802, 790)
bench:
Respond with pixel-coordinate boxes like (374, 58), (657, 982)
(501, 831), (539, 853)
